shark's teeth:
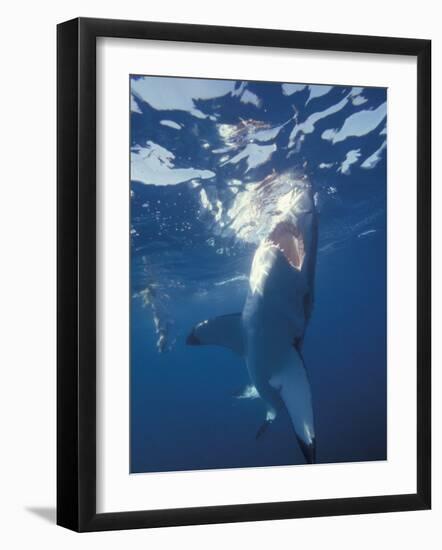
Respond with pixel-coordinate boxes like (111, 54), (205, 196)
(263, 239), (304, 271)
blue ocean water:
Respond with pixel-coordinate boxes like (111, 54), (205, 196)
(130, 77), (387, 473)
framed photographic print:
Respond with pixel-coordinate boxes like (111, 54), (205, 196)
(57, 17), (431, 531)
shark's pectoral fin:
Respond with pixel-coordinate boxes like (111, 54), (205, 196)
(186, 313), (244, 356)
(270, 350), (316, 464)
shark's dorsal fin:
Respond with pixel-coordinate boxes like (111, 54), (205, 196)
(270, 349), (316, 464)
(186, 313), (244, 356)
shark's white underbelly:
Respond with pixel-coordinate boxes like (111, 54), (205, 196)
(242, 242), (310, 408)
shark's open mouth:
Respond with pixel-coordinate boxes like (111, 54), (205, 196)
(267, 222), (305, 271)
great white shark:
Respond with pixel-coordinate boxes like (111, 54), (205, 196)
(187, 183), (318, 464)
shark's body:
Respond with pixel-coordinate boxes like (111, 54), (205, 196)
(187, 185), (318, 463)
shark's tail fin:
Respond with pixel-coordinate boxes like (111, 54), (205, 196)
(270, 348), (316, 464)
(186, 313), (244, 356)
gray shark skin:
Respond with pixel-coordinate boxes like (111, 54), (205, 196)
(187, 184), (318, 464)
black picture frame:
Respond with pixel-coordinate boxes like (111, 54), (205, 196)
(57, 17), (431, 532)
